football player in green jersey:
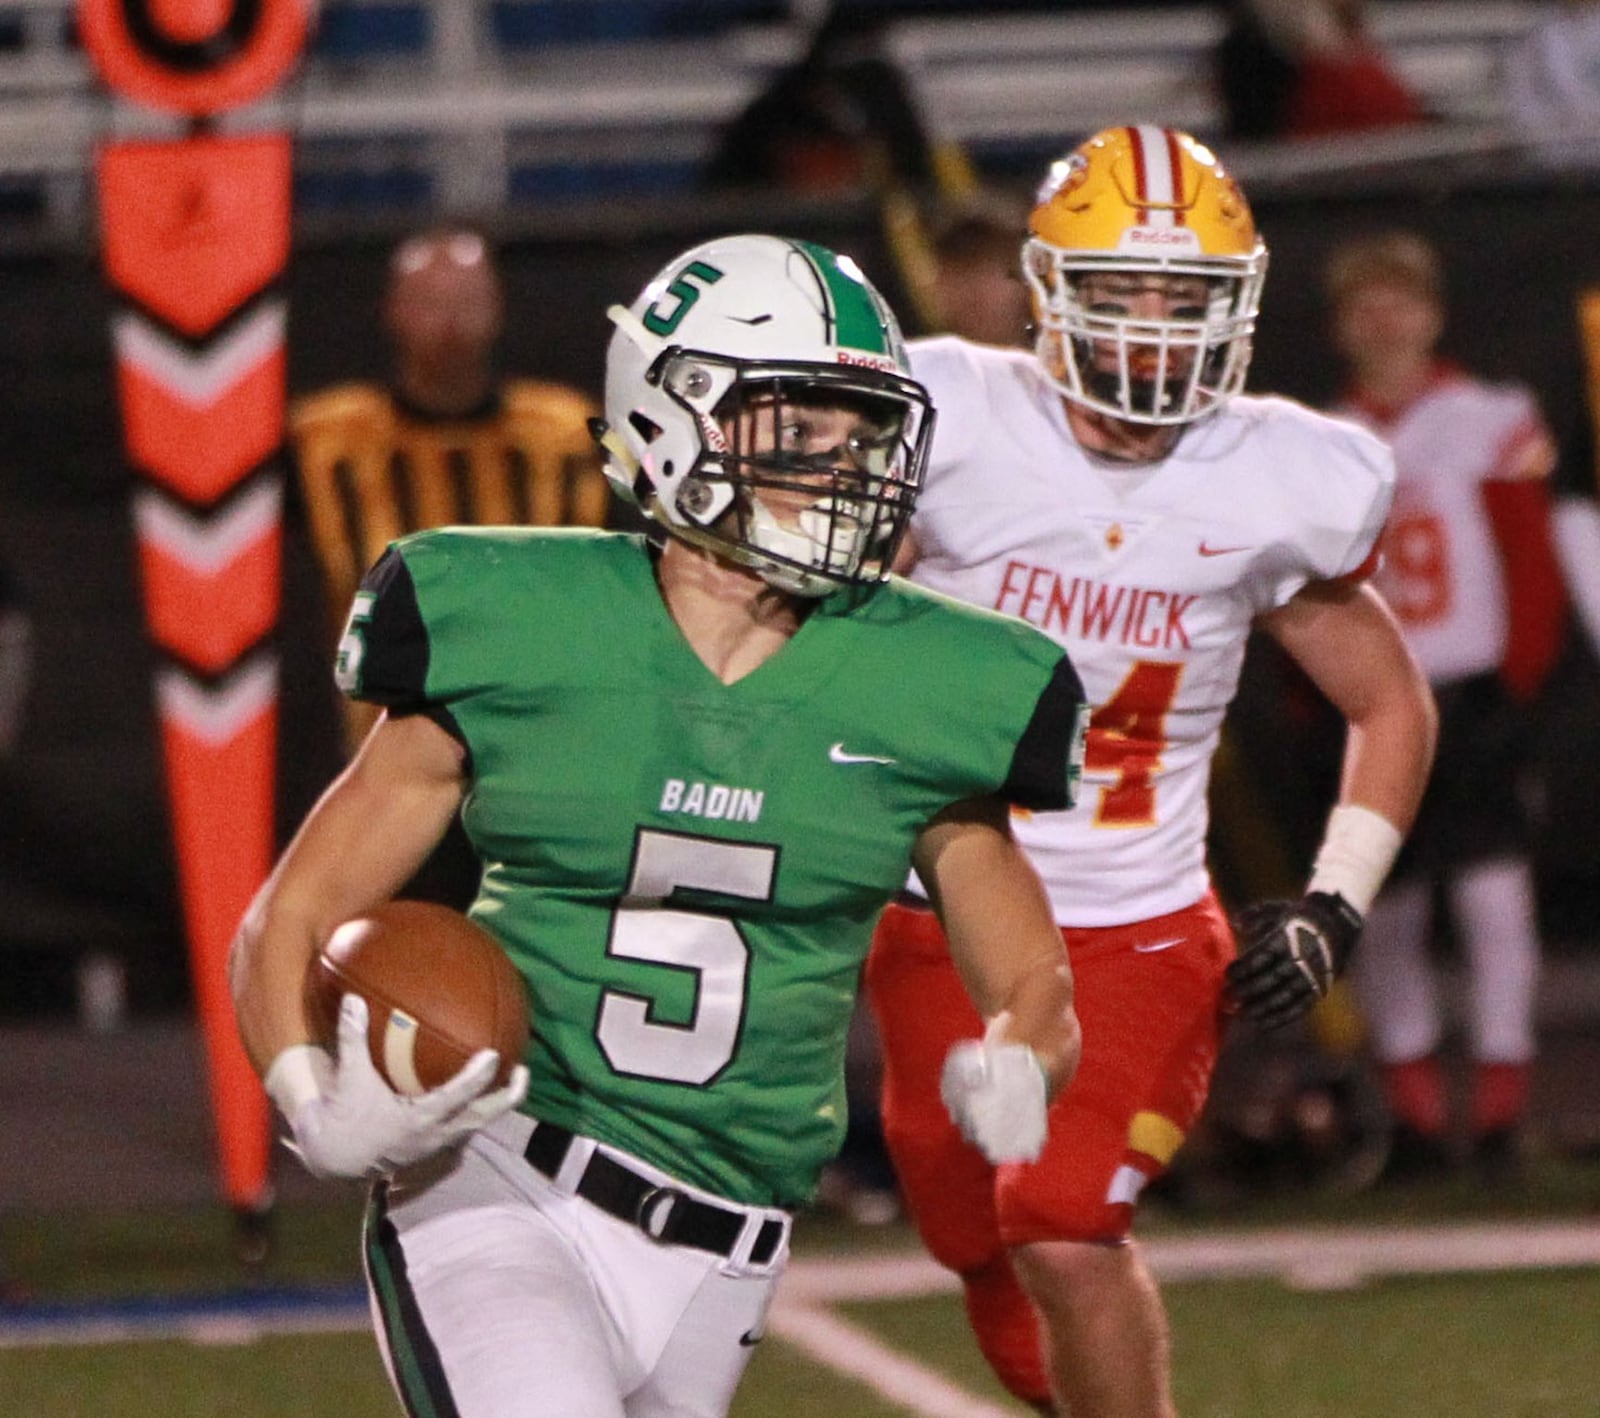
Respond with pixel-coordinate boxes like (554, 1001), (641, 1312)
(231, 234), (1088, 1418)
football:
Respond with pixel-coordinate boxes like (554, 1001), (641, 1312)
(307, 900), (531, 1095)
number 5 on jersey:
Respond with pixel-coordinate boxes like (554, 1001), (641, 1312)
(334, 590), (376, 694)
(598, 828), (773, 1085)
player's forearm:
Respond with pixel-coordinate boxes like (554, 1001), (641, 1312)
(1334, 663), (1437, 836)
(1272, 582), (1437, 840)
(1483, 476), (1567, 700)
(923, 819), (1080, 1095)
(1303, 666), (1437, 917)
(934, 856), (1078, 1167)
(229, 892), (328, 1078)
(988, 951), (1080, 1098)
(233, 714), (469, 1078)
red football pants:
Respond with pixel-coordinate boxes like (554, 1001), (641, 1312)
(865, 893), (1234, 1404)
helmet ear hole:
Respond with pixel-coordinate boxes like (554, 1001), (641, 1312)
(629, 412), (663, 443)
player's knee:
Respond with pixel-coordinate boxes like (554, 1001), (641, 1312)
(963, 1255), (1054, 1409)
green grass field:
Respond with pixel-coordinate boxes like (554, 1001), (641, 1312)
(5, 1270), (1596, 1418)
(843, 1271), (1600, 1418)
(5, 1161), (1600, 1417)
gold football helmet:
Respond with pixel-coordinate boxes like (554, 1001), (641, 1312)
(1024, 125), (1267, 426)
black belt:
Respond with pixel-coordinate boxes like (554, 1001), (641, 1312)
(524, 1121), (785, 1265)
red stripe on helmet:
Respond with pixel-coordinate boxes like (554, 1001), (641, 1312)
(1165, 129), (1187, 224)
(1125, 125), (1149, 224)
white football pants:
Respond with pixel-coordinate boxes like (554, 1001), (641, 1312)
(362, 1112), (788, 1418)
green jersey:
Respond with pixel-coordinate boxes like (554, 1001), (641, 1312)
(341, 528), (1084, 1206)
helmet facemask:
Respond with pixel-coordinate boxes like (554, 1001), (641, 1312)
(599, 233), (933, 592)
(642, 349), (931, 596)
(1025, 241), (1265, 427)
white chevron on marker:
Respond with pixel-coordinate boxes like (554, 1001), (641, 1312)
(134, 481), (282, 576)
(156, 654), (277, 745)
(114, 300), (285, 407)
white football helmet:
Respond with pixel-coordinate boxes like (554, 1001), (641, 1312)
(1024, 125), (1268, 426)
(598, 233), (933, 596)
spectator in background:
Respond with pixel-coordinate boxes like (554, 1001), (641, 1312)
(702, 3), (947, 197)
(292, 225), (612, 758)
(1214, 0), (1304, 138)
(1215, 0), (1426, 140)
(1551, 414), (1600, 653)
(1326, 230), (1568, 1182)
(1503, 1), (1600, 170)
(290, 226), (612, 909)
(920, 192), (1034, 346)
(882, 186), (1033, 346)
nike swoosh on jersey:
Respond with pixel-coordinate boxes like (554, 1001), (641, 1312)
(1132, 936), (1185, 953)
(739, 1329), (765, 1346)
(829, 742), (897, 765)
(1197, 541), (1252, 557)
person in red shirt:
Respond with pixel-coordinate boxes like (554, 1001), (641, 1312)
(1326, 229), (1567, 1180)
(1219, 0), (1427, 139)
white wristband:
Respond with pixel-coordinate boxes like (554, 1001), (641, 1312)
(1307, 803), (1404, 915)
(264, 1043), (334, 1117)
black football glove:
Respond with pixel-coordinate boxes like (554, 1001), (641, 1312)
(1225, 891), (1363, 1031)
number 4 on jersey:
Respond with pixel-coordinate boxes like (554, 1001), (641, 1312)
(1085, 659), (1183, 828)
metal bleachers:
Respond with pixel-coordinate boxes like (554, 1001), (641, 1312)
(0, 1), (1551, 247)
(893, 2), (1535, 167)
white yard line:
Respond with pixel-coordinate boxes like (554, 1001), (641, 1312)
(7, 1215), (1600, 1418)
(767, 1300), (1020, 1418)
(0, 1301), (372, 1350)
(1144, 1218), (1600, 1289)
(781, 1217), (1600, 1303)
(768, 1219), (1600, 1415)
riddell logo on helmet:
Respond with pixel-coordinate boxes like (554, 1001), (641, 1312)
(1120, 227), (1202, 253)
(837, 350), (898, 372)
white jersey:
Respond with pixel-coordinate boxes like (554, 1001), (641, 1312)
(1336, 366), (1552, 685)
(906, 337), (1394, 926)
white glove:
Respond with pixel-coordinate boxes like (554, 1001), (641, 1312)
(939, 1012), (1049, 1164)
(264, 993), (530, 1180)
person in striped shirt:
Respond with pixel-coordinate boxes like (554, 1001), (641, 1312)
(292, 226), (614, 755)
